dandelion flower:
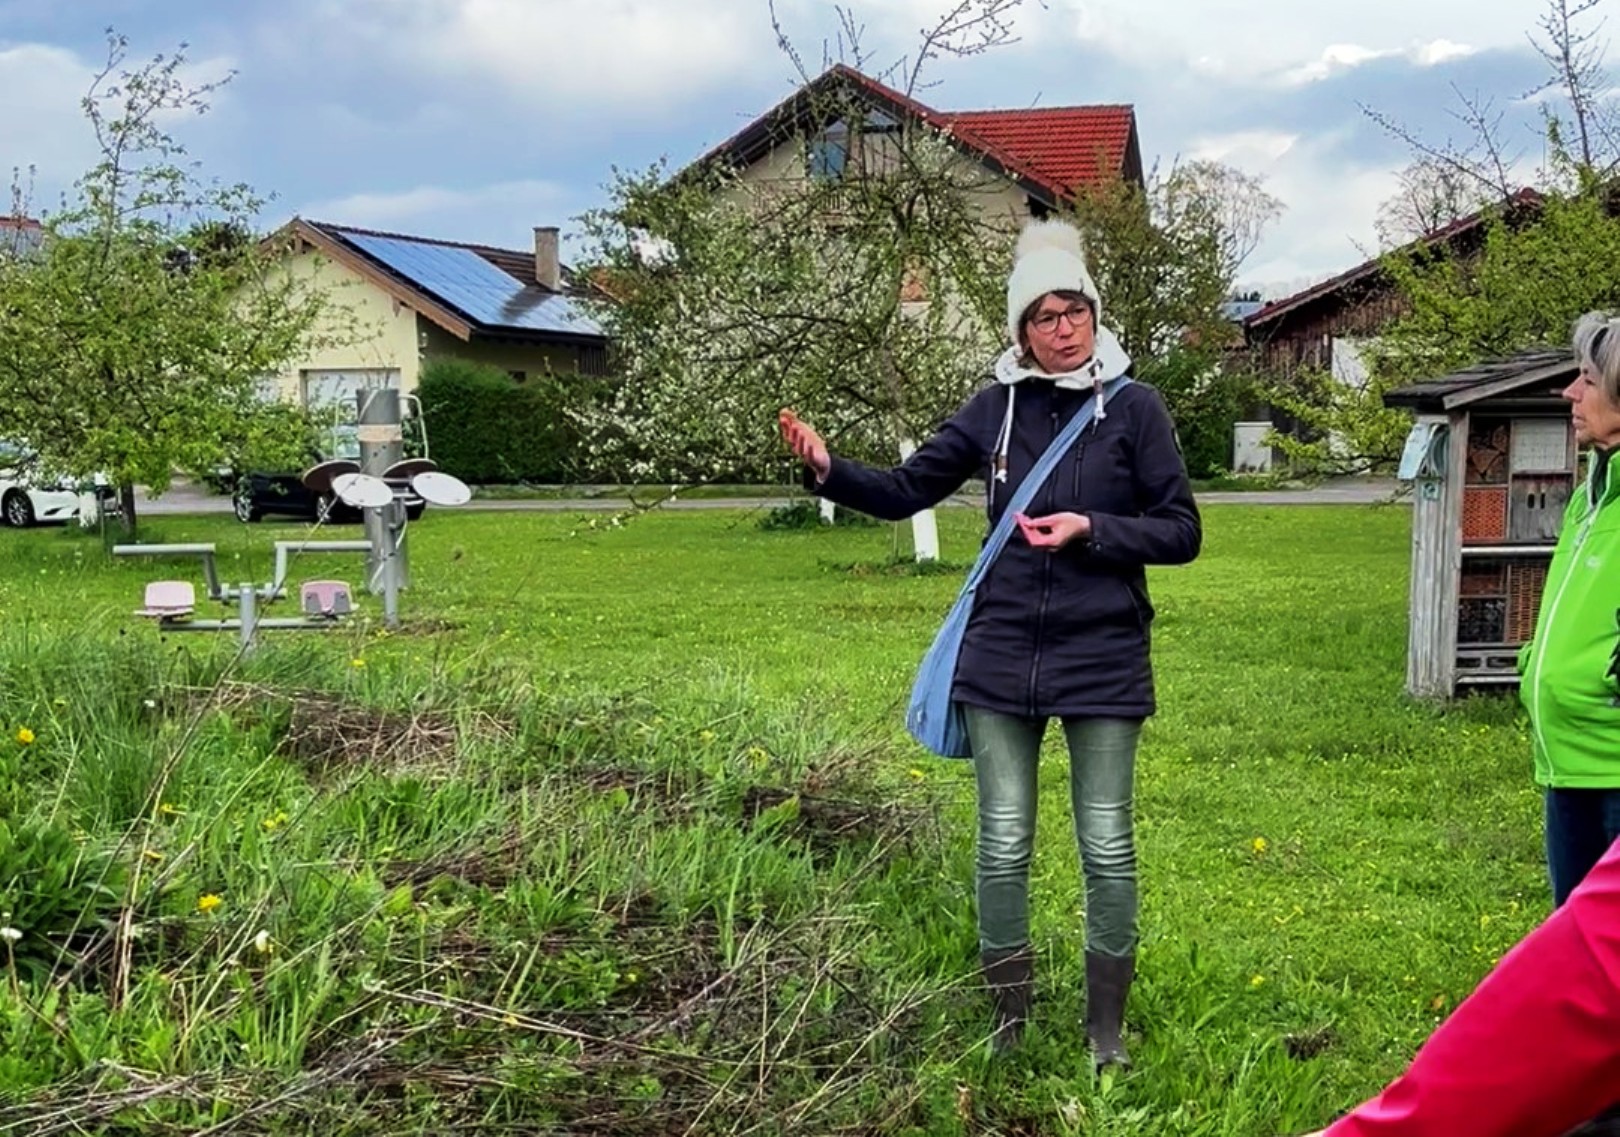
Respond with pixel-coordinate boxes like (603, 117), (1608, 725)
(15, 727), (34, 745)
(908, 768), (926, 780)
(1251, 836), (1269, 854)
(1250, 974), (1266, 988)
(350, 658), (367, 669)
(0, 926), (20, 944)
(197, 894), (222, 913)
(159, 802), (183, 818)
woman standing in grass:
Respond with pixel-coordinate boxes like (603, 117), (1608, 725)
(1519, 312), (1620, 907)
(778, 220), (1201, 1063)
(1295, 313), (1620, 1137)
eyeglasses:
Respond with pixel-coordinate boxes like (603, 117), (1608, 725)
(1028, 304), (1092, 335)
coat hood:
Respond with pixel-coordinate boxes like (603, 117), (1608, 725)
(992, 326), (1133, 390)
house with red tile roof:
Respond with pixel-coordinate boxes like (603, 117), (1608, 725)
(685, 64), (1143, 226)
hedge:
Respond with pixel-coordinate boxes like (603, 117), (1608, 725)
(416, 358), (584, 484)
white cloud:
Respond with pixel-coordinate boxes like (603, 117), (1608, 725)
(1045, 0), (1515, 84)
(1413, 38), (1475, 66)
(1187, 129), (1299, 165)
(1280, 44), (1393, 86)
(297, 179), (575, 245)
(0, 43), (98, 202)
(1179, 126), (1395, 292)
(1218, 126), (1403, 290)
(0, 40), (242, 210)
(315, 0), (777, 108)
(1279, 39), (1478, 86)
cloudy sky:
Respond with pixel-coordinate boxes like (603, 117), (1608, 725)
(0, 0), (1567, 296)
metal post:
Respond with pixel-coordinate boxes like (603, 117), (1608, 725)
(357, 387), (406, 627)
(236, 584), (258, 653)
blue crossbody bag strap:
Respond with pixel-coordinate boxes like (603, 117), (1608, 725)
(905, 376), (1131, 758)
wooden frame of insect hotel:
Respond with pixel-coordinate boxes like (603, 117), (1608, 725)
(1384, 348), (1580, 697)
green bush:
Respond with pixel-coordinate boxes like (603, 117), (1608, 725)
(1141, 352), (1255, 480)
(757, 500), (879, 530)
(417, 358), (592, 485)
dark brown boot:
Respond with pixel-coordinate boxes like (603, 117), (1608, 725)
(981, 946), (1033, 1055)
(1085, 950), (1134, 1069)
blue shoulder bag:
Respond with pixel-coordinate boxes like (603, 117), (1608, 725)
(905, 377), (1131, 758)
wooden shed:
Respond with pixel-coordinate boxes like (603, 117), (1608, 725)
(1384, 349), (1580, 697)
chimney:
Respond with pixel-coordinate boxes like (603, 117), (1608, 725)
(533, 225), (560, 291)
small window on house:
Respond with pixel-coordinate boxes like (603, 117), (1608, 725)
(578, 344), (608, 376)
(509, 370), (527, 383)
(807, 121), (849, 181)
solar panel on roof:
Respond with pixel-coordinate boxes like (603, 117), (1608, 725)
(341, 231), (602, 338)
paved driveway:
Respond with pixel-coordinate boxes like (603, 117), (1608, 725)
(134, 478), (1405, 517)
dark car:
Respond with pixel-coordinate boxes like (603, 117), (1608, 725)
(231, 424), (426, 524)
(231, 470), (426, 524)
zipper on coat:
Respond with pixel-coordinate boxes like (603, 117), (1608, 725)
(1027, 404), (1062, 715)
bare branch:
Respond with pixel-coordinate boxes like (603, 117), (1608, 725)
(1359, 97), (1521, 201)
(1523, 0), (1613, 172)
(904, 0), (1030, 96)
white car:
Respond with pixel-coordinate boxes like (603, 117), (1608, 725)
(0, 443), (107, 527)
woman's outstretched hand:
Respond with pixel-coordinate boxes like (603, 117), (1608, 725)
(778, 409), (831, 483)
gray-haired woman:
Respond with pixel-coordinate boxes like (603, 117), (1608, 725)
(1519, 311), (1620, 906)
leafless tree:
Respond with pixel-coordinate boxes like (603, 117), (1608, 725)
(1374, 157), (1494, 246)
(1160, 159), (1284, 278)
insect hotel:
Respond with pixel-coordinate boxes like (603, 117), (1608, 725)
(1385, 348), (1579, 697)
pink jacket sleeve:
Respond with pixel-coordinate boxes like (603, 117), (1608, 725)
(1324, 840), (1620, 1137)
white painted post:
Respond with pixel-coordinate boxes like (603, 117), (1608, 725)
(898, 439), (940, 562)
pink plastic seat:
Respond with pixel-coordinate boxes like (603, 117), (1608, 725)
(300, 580), (353, 618)
(135, 580), (195, 619)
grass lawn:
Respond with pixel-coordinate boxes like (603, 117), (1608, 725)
(0, 503), (1544, 1135)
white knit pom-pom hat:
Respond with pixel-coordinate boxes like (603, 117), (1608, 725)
(1005, 219), (1101, 345)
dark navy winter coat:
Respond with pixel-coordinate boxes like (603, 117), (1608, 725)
(815, 377), (1201, 719)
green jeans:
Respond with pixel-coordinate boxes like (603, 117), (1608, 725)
(965, 706), (1142, 958)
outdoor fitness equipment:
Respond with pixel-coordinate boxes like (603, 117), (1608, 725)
(116, 387), (472, 650)
(115, 538), (373, 650)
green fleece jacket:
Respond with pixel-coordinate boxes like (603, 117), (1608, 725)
(1519, 448), (1620, 788)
